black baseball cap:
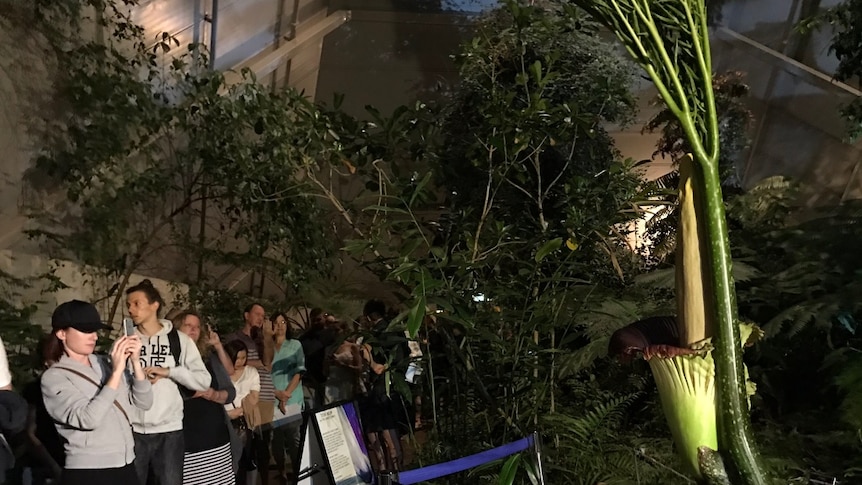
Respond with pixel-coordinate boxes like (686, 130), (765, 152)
(51, 300), (111, 333)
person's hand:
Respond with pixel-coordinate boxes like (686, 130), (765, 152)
(228, 407), (243, 419)
(143, 366), (169, 384)
(278, 399), (287, 415)
(198, 388), (218, 401)
(126, 335), (142, 362)
(110, 336), (131, 374)
(207, 326), (222, 348)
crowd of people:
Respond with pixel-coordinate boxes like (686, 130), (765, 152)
(1, 280), (425, 485)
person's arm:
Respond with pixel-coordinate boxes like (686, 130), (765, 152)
(361, 344), (386, 375)
(286, 344), (306, 397)
(126, 335), (153, 410)
(42, 337), (137, 428)
(23, 409), (62, 480)
(284, 374), (302, 398)
(274, 343), (305, 400)
(208, 328), (234, 375)
(247, 369), (260, 407)
(0, 337), (11, 391)
(204, 355), (236, 405)
(262, 326), (275, 369)
(41, 369), (119, 430)
(244, 389), (260, 408)
(212, 341), (235, 376)
(169, 331), (212, 391)
(349, 343), (364, 372)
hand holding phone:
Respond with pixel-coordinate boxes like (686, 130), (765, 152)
(123, 317), (136, 337)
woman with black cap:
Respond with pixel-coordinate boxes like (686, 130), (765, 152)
(40, 299), (153, 485)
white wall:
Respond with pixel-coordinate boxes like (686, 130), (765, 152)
(0, 249), (188, 331)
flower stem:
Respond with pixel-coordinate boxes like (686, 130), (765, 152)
(699, 159), (768, 485)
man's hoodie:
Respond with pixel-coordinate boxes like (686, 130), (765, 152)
(133, 319), (211, 434)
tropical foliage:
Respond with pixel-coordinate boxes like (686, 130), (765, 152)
(2, 0), (861, 484)
(800, 0), (862, 139)
(20, 0), (339, 326)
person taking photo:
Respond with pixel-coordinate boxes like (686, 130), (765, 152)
(41, 299), (153, 485)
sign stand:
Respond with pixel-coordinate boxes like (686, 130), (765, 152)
(297, 400), (375, 485)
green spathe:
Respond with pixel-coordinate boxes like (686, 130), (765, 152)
(647, 323), (760, 479)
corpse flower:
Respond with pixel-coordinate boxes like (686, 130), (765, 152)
(608, 157), (762, 483)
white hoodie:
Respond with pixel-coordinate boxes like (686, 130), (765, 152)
(132, 319), (211, 434)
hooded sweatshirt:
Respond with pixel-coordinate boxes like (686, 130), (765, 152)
(133, 319), (211, 434)
(41, 353), (153, 469)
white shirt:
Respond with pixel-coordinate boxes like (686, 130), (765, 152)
(0, 336), (11, 389)
(226, 366), (260, 410)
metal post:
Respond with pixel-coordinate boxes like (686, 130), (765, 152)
(532, 431), (546, 485)
(209, 0), (219, 69)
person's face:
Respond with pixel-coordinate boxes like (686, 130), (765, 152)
(179, 315), (201, 343)
(234, 350), (247, 369)
(273, 315), (288, 338)
(245, 305), (265, 328)
(127, 291), (158, 324)
(57, 327), (98, 357)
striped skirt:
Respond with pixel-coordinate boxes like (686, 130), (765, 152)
(183, 441), (235, 485)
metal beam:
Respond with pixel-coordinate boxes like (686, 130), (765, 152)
(715, 26), (862, 97)
(223, 10), (350, 86)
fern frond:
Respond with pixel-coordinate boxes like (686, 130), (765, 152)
(556, 339), (610, 379)
(764, 303), (819, 338)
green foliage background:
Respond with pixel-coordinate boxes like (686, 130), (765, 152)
(0, 0), (860, 483)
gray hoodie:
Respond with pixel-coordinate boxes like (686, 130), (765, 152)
(41, 353), (153, 469)
(132, 319), (211, 434)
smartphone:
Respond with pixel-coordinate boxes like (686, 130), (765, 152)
(123, 317), (136, 337)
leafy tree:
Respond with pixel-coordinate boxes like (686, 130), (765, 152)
(311, 1), (689, 482)
(25, 0), (339, 324)
(0, 269), (65, 388)
(800, 0), (862, 139)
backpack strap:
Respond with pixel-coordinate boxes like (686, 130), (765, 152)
(166, 328), (195, 399)
(167, 327), (182, 365)
(53, 366), (131, 426)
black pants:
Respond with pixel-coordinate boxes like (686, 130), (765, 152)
(254, 428), (272, 485)
(61, 463), (139, 485)
(133, 431), (184, 485)
(271, 420), (301, 476)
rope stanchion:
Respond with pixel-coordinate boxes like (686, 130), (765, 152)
(397, 435), (535, 485)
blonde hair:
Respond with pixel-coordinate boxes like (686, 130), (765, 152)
(174, 310), (212, 359)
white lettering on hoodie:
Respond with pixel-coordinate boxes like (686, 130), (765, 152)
(132, 319), (211, 434)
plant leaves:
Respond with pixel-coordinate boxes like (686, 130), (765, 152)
(535, 238), (562, 263)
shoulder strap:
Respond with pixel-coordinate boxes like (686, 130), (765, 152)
(166, 329), (196, 399)
(53, 366), (131, 426)
(167, 327), (182, 365)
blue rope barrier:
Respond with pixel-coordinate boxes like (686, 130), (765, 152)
(397, 435), (535, 485)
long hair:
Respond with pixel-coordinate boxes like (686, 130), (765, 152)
(42, 332), (63, 367)
(174, 310), (212, 359)
(271, 311), (296, 342)
(224, 340), (248, 368)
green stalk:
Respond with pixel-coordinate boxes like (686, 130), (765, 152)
(700, 161), (768, 485)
